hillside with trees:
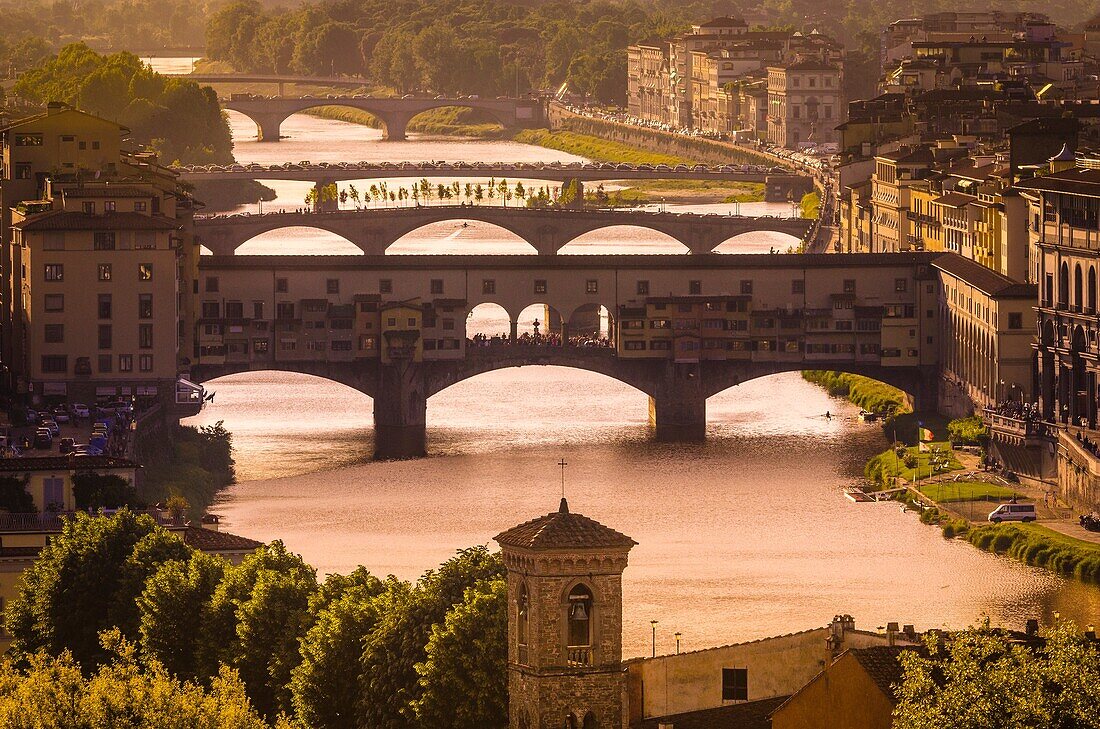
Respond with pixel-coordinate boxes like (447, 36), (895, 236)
(13, 44), (233, 165)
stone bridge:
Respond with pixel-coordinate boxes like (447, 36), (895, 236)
(222, 95), (544, 141)
(190, 345), (936, 459)
(193, 206), (814, 255)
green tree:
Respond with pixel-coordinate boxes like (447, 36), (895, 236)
(0, 476), (34, 513)
(200, 541), (317, 719)
(291, 570), (398, 729)
(894, 623), (1100, 729)
(412, 579), (508, 729)
(138, 551), (228, 681)
(71, 472), (139, 510)
(358, 546), (504, 729)
(5, 511), (191, 667)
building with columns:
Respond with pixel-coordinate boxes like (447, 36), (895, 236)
(495, 497), (635, 729)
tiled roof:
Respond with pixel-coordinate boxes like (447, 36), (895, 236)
(633, 696), (788, 729)
(494, 499), (636, 550)
(699, 16), (748, 27)
(0, 456), (138, 472)
(1014, 168), (1100, 197)
(181, 526), (264, 553)
(13, 211), (179, 232)
(932, 253), (1036, 298)
(60, 186), (153, 199)
(849, 645), (924, 698)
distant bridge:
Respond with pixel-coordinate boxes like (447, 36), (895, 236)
(187, 73), (373, 89)
(173, 161), (799, 186)
(189, 251), (943, 458)
(221, 95), (544, 141)
(192, 206), (815, 255)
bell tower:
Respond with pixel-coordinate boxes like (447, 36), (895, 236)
(495, 498), (636, 729)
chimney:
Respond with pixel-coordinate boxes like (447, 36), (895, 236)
(1025, 619), (1040, 636)
(887, 621), (900, 646)
(903, 624), (916, 641)
(46, 101), (65, 116)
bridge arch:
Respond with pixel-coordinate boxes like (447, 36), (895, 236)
(556, 225), (689, 255)
(386, 218), (538, 255)
(233, 225), (366, 255)
(712, 229), (805, 254)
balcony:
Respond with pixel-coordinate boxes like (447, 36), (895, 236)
(566, 647), (592, 667)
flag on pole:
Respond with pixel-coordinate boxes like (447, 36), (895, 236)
(919, 426), (934, 442)
(918, 441), (930, 452)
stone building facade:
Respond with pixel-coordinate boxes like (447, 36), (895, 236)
(495, 498), (636, 729)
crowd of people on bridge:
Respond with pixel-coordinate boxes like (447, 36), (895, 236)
(991, 400), (1042, 421)
(466, 332), (613, 348)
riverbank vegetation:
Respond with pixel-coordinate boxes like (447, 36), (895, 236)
(964, 523), (1100, 583)
(14, 44), (233, 165)
(136, 422), (235, 517)
(946, 414), (989, 446)
(799, 191), (820, 219)
(4, 510), (508, 728)
(864, 443), (963, 487)
(189, 179), (277, 213)
(304, 105), (509, 138)
(801, 371), (911, 417)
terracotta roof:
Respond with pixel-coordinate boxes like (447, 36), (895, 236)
(60, 186), (154, 199)
(0, 456), (138, 472)
(849, 645), (924, 698)
(633, 696), (788, 729)
(932, 252), (1036, 298)
(698, 16), (748, 27)
(181, 526), (264, 553)
(494, 498), (636, 550)
(1014, 168), (1100, 197)
(13, 211), (179, 232)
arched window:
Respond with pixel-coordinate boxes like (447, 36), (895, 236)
(566, 713), (579, 729)
(1089, 266), (1097, 312)
(1075, 264), (1083, 309)
(567, 584), (593, 649)
(583, 711), (598, 729)
(518, 583), (530, 664)
(1060, 262), (1070, 307)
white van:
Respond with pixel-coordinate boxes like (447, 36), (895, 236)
(988, 503), (1037, 523)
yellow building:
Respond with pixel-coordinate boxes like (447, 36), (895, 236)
(0, 104), (130, 391)
(771, 646), (916, 729)
(10, 178), (184, 405)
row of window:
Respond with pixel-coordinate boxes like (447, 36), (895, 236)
(43, 323), (153, 349)
(80, 200), (151, 216)
(44, 263), (153, 282)
(41, 354), (153, 373)
(43, 293), (153, 318)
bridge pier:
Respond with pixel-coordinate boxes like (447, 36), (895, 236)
(249, 112), (286, 142)
(648, 364), (707, 441)
(373, 360), (427, 459)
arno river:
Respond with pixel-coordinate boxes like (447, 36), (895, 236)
(183, 110), (1100, 657)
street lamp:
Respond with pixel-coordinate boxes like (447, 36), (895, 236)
(674, 631), (682, 655)
(650, 620), (658, 658)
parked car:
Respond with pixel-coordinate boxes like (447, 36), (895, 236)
(34, 430), (53, 449)
(52, 406), (70, 423)
(988, 503), (1037, 523)
(58, 437), (75, 454)
(70, 403), (90, 418)
(72, 445), (104, 457)
(41, 419), (59, 437)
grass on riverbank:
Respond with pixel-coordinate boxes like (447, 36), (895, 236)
(801, 371), (911, 416)
(513, 128), (702, 166)
(865, 443), (964, 486)
(965, 523), (1100, 582)
(305, 105), (508, 138)
(919, 480), (1020, 503)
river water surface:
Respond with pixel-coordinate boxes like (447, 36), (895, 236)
(181, 111), (1100, 657)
